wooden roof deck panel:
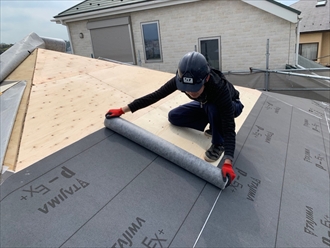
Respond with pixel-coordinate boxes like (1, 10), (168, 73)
(14, 48), (260, 171)
(14, 48), (175, 171)
(132, 86), (261, 166)
(15, 49), (120, 171)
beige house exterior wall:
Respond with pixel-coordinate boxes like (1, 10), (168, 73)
(68, 21), (94, 57)
(300, 31), (330, 66)
(68, 0), (297, 72)
(321, 31), (330, 66)
(299, 32), (322, 62)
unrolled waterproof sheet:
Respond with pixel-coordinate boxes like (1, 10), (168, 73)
(0, 91), (329, 247)
(0, 81), (26, 168)
(0, 33), (44, 83)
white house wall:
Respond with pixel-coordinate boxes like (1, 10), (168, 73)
(69, 21), (94, 57)
(68, 0), (297, 72)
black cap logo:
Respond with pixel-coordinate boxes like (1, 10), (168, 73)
(183, 77), (193, 84)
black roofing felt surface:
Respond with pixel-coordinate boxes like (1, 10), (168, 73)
(0, 92), (329, 247)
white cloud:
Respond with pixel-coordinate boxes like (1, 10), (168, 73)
(0, 1), (80, 44)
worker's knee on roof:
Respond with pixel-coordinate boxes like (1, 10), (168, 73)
(168, 109), (179, 125)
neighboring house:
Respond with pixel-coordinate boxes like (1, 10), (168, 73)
(52, 0), (301, 73)
(291, 0), (330, 67)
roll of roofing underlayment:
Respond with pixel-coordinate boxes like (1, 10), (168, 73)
(40, 36), (66, 52)
(0, 32), (66, 83)
(0, 33), (44, 83)
(104, 117), (227, 189)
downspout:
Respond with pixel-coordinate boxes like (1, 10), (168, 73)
(61, 20), (75, 54)
(295, 16), (302, 67)
(265, 39), (270, 91)
(56, 19), (73, 54)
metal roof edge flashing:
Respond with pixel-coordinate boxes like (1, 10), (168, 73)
(266, 0), (301, 15)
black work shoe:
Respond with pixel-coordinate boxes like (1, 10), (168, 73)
(204, 129), (212, 137)
(204, 144), (224, 162)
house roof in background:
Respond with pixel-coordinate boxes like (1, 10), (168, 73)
(243, 0), (300, 23)
(53, 0), (300, 24)
(291, 0), (330, 32)
(52, 0), (200, 22)
(53, 0), (149, 18)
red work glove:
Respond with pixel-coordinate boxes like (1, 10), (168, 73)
(105, 108), (124, 119)
(222, 163), (236, 188)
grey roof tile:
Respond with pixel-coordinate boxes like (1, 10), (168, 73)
(54, 0), (150, 18)
(54, 0), (301, 18)
(291, 0), (330, 32)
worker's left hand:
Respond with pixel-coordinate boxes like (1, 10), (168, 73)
(222, 163), (236, 188)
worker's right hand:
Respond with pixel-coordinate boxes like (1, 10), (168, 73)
(105, 108), (124, 119)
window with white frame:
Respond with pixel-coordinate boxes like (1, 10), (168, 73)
(141, 21), (162, 62)
(299, 43), (318, 61)
(198, 37), (221, 70)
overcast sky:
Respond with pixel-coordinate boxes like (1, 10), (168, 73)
(0, 0), (299, 44)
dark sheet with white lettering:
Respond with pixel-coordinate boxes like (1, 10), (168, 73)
(189, 92), (330, 248)
(0, 92), (329, 248)
(0, 127), (221, 247)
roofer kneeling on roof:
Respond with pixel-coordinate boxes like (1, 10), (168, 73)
(106, 51), (244, 187)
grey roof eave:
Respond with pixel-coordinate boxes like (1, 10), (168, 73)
(53, 0), (301, 24)
(266, 0), (301, 15)
(53, 0), (150, 18)
(300, 28), (330, 33)
(52, 0), (200, 23)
